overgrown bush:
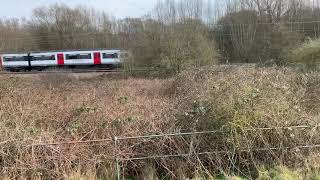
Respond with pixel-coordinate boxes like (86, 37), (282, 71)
(38, 72), (74, 89)
(159, 21), (219, 75)
(214, 10), (305, 64)
(124, 19), (220, 76)
(174, 67), (309, 129)
(1, 67), (320, 179)
(286, 38), (320, 70)
(164, 67), (320, 177)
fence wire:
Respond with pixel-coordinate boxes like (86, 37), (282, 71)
(121, 144), (320, 161)
(15, 124), (314, 147)
(112, 124), (319, 179)
(1, 124), (319, 179)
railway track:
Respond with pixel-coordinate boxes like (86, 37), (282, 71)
(0, 64), (258, 75)
(0, 68), (156, 75)
(0, 69), (122, 75)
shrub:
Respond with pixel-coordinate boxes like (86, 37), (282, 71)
(173, 66), (309, 129)
(168, 67), (320, 177)
(159, 23), (219, 75)
(286, 38), (320, 70)
(124, 19), (220, 76)
(214, 10), (305, 64)
(38, 72), (74, 89)
(1, 67), (320, 179)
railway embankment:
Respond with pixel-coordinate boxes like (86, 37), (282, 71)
(1, 66), (320, 179)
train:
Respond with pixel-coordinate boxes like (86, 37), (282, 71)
(0, 49), (127, 71)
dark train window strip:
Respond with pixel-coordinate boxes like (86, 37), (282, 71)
(33, 55), (56, 61)
(103, 53), (118, 59)
(3, 56), (26, 62)
(66, 53), (92, 60)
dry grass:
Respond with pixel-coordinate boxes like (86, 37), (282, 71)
(0, 67), (320, 179)
(0, 73), (174, 179)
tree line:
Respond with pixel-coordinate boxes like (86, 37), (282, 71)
(0, 0), (320, 71)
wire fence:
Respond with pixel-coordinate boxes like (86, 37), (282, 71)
(2, 124), (318, 179)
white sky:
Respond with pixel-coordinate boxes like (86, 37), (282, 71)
(0, 0), (158, 19)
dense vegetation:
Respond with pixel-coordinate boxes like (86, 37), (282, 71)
(286, 38), (320, 69)
(1, 67), (320, 179)
(1, 0), (320, 179)
(1, 0), (320, 71)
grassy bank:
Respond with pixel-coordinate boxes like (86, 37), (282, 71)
(1, 66), (320, 179)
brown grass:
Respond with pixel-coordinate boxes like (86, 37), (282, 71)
(0, 67), (320, 179)
(0, 73), (174, 179)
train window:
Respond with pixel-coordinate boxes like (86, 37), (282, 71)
(103, 53), (118, 59)
(33, 55), (55, 61)
(66, 53), (92, 60)
(3, 56), (26, 62)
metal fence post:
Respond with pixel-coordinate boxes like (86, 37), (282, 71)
(114, 136), (121, 180)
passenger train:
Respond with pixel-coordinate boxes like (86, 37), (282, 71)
(0, 49), (126, 71)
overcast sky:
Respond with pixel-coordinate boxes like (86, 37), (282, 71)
(0, 0), (158, 19)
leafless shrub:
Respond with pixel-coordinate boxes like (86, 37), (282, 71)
(301, 72), (320, 113)
(38, 73), (74, 89)
(1, 67), (320, 179)
(0, 74), (174, 179)
(117, 66), (320, 179)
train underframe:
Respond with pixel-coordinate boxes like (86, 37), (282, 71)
(5, 64), (121, 72)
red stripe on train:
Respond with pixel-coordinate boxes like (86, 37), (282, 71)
(57, 53), (64, 65)
(94, 52), (101, 65)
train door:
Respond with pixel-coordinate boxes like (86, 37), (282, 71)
(94, 52), (101, 65)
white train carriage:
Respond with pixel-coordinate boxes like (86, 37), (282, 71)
(31, 52), (57, 68)
(1, 53), (30, 71)
(64, 51), (93, 66)
(100, 50), (122, 65)
(0, 49), (125, 71)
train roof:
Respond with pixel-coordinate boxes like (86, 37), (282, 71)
(2, 48), (124, 55)
(31, 48), (123, 53)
